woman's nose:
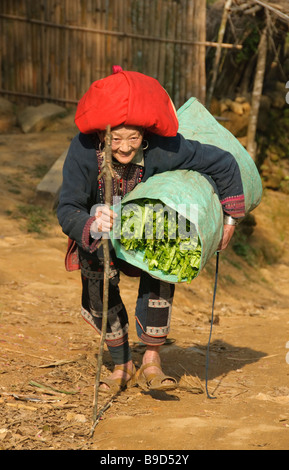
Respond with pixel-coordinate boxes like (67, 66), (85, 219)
(119, 140), (131, 152)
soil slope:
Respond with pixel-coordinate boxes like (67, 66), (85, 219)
(1, 121), (289, 450)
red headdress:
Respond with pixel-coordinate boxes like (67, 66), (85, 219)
(74, 66), (178, 137)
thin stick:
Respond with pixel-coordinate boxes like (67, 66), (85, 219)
(90, 399), (113, 438)
(252, 0), (289, 24)
(206, 0), (233, 108)
(246, 25), (268, 161)
(0, 13), (243, 48)
(90, 125), (113, 436)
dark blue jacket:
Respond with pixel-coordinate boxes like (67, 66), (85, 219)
(57, 132), (245, 252)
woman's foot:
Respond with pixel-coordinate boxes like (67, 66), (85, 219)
(99, 360), (136, 393)
(138, 346), (177, 390)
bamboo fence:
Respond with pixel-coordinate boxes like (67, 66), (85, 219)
(0, 0), (234, 109)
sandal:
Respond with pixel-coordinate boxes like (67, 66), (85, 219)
(136, 362), (177, 391)
(99, 364), (137, 394)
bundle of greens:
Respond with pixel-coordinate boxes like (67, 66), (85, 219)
(119, 199), (202, 282)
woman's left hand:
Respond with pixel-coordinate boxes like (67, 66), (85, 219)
(217, 224), (235, 251)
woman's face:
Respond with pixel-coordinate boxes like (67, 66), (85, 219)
(99, 125), (144, 165)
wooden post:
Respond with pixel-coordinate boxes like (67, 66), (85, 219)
(197, 0), (207, 105)
(246, 26), (268, 161)
(90, 125), (113, 437)
(206, 0), (233, 109)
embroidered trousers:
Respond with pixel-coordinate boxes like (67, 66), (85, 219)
(79, 246), (175, 364)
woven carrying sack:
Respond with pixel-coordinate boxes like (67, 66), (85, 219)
(110, 98), (262, 283)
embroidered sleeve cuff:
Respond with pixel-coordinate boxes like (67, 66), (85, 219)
(220, 194), (245, 218)
(81, 216), (102, 253)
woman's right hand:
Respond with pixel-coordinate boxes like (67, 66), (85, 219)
(90, 204), (117, 239)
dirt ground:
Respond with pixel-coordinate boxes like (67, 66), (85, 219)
(1, 117), (289, 451)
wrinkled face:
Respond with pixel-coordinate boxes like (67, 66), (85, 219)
(98, 125), (144, 164)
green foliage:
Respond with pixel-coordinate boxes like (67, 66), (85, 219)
(258, 107), (289, 170)
(232, 223), (281, 267)
(31, 164), (50, 179)
(15, 204), (51, 234)
(232, 230), (258, 266)
(235, 27), (260, 64)
(120, 199), (202, 282)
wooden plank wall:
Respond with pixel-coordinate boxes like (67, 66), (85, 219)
(0, 0), (207, 109)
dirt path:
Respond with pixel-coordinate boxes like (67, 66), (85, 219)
(1, 125), (289, 450)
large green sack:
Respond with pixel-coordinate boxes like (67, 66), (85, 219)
(177, 97), (262, 214)
(110, 98), (262, 282)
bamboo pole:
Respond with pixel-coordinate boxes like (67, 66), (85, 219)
(48, 0), (54, 99)
(97, 0), (106, 78)
(143, 0), (150, 74)
(25, 0), (32, 94)
(72, 0), (77, 96)
(193, 0), (200, 100)
(151, 0), (162, 78)
(0, 88), (79, 104)
(198, 0), (207, 105)
(81, 0), (90, 95)
(185, 0), (194, 101)
(158, 0), (167, 84)
(165, 0), (175, 98)
(63, 0), (69, 101)
(31, 12), (35, 94)
(75, 1), (81, 98)
(146, 0), (155, 77)
(43, 0), (50, 98)
(13, 2), (19, 94)
(124, 0), (132, 71)
(54, 1), (61, 100)
(90, 125), (113, 437)
(246, 26), (268, 161)
(90, 0), (98, 83)
(94, 0), (101, 76)
(206, 0), (233, 109)
(117, 0), (124, 69)
(191, 0), (198, 100)
(137, 0), (144, 72)
(105, 0), (112, 75)
(130, 0), (137, 70)
(173, 1), (182, 108)
(0, 13), (243, 49)
(179, 0), (187, 106)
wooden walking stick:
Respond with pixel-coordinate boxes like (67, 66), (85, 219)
(90, 125), (114, 437)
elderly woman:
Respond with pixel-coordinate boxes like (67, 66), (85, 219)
(57, 67), (245, 393)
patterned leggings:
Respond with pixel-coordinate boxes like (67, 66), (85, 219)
(80, 249), (175, 364)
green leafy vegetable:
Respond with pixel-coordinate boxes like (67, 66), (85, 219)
(120, 199), (202, 282)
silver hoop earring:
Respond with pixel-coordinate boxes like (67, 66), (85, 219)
(142, 140), (149, 150)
